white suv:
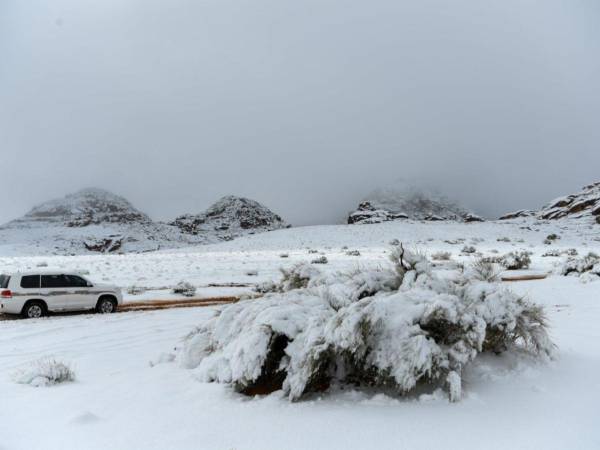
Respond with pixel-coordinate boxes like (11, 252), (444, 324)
(0, 272), (123, 319)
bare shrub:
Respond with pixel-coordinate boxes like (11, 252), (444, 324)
(470, 259), (499, 282)
(431, 251), (451, 261)
(311, 256), (329, 265)
(345, 250), (361, 257)
(501, 251), (532, 270)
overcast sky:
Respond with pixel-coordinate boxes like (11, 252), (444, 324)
(1, 0), (599, 225)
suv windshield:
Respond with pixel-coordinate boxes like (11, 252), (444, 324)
(0, 275), (10, 289)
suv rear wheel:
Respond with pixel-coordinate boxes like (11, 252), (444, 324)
(96, 297), (116, 314)
(22, 301), (45, 319)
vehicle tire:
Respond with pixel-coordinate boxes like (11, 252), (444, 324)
(22, 301), (46, 319)
(96, 297), (116, 314)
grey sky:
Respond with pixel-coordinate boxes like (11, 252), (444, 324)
(1, 0), (599, 225)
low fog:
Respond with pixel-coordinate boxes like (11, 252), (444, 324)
(1, 0), (599, 225)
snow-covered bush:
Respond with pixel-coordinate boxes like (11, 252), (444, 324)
(345, 250), (361, 257)
(279, 253), (289, 258)
(542, 249), (560, 257)
(255, 263), (322, 294)
(501, 251), (532, 270)
(497, 237), (511, 243)
(245, 269), (259, 276)
(127, 285), (146, 295)
(311, 256), (328, 265)
(172, 281), (197, 297)
(13, 358), (75, 387)
(431, 251), (451, 261)
(178, 247), (554, 402)
(561, 253), (600, 278)
(544, 234), (560, 245)
(461, 245), (476, 254)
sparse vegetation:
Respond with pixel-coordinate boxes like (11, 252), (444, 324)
(345, 250), (361, 257)
(311, 256), (329, 264)
(431, 251), (452, 261)
(470, 258), (499, 282)
(461, 245), (477, 254)
(172, 281), (197, 297)
(561, 252), (600, 277)
(501, 251), (532, 270)
(127, 285), (146, 295)
(544, 234), (560, 245)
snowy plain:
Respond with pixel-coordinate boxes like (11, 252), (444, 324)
(1, 217), (600, 450)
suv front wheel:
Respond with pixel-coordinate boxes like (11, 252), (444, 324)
(96, 297), (116, 314)
(22, 301), (46, 319)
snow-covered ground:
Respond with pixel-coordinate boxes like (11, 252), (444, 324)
(1, 218), (600, 449)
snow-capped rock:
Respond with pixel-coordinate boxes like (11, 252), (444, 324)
(500, 182), (600, 222)
(347, 186), (478, 224)
(170, 195), (288, 240)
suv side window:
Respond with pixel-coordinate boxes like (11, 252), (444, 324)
(20, 275), (40, 289)
(41, 275), (69, 288)
(65, 275), (89, 288)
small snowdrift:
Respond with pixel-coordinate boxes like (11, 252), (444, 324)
(177, 247), (554, 402)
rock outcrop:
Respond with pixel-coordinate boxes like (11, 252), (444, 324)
(500, 182), (600, 222)
(170, 196), (288, 240)
(16, 188), (151, 227)
(348, 187), (480, 224)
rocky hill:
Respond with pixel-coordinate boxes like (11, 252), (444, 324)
(10, 188), (151, 227)
(170, 195), (289, 240)
(0, 190), (288, 255)
(348, 187), (482, 224)
(500, 182), (600, 223)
